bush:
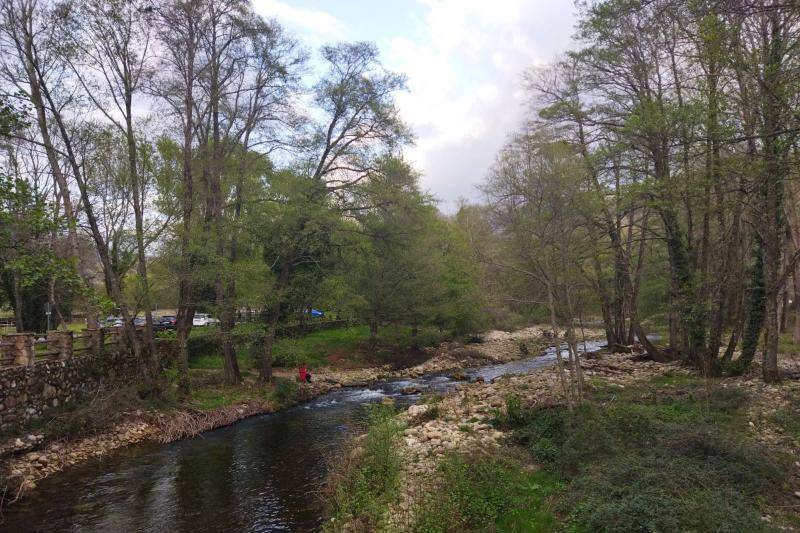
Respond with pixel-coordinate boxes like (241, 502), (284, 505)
(325, 404), (404, 531)
(568, 455), (770, 533)
(413, 452), (562, 532)
(506, 381), (786, 532)
(491, 394), (526, 429)
(187, 330), (222, 360)
(272, 378), (299, 406)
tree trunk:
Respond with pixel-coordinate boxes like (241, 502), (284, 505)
(793, 270), (800, 343)
(126, 98), (161, 395)
(30, 26), (144, 376)
(174, 7), (198, 399)
(259, 256), (292, 384)
(12, 269), (23, 333)
(735, 237), (765, 374)
(369, 314), (379, 351)
(11, 7), (97, 327)
(547, 284), (573, 410)
(626, 211), (649, 345)
(759, 11), (785, 383)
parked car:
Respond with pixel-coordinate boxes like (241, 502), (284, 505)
(154, 315), (177, 331)
(105, 316), (123, 328)
(193, 313), (219, 327)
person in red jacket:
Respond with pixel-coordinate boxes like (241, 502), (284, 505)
(298, 363), (311, 383)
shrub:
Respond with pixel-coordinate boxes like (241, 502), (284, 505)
(490, 394), (526, 429)
(568, 455), (771, 533)
(272, 378), (299, 406)
(187, 330), (222, 360)
(325, 404), (404, 531)
(507, 381), (787, 532)
(413, 452), (562, 532)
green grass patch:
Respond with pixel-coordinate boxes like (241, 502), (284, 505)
(501, 378), (787, 532)
(413, 453), (562, 532)
(778, 331), (800, 357)
(183, 324), (446, 370)
(325, 405), (404, 531)
(770, 395), (800, 440)
(189, 385), (261, 410)
(273, 325), (370, 366)
(189, 353), (255, 371)
(647, 370), (703, 388)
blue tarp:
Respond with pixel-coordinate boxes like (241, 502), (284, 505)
(310, 309), (324, 318)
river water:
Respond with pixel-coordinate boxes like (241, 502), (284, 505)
(1, 341), (603, 533)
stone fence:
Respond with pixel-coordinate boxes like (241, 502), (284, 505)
(0, 320), (354, 430)
(0, 328), (133, 430)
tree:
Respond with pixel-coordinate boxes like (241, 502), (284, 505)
(255, 42), (410, 384)
(484, 129), (590, 408)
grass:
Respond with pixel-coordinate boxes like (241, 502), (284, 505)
(413, 452), (562, 532)
(185, 324), (447, 370)
(495, 373), (789, 532)
(189, 353), (255, 370)
(187, 381), (266, 410)
(275, 324), (446, 367)
(273, 325), (371, 367)
(778, 331), (800, 357)
(185, 378), (298, 411)
(770, 394), (800, 441)
(325, 404), (405, 532)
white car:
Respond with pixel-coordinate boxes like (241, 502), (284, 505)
(193, 313), (219, 327)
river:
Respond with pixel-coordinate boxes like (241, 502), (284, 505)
(0, 341), (603, 532)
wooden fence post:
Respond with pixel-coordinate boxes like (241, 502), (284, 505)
(98, 328), (106, 355)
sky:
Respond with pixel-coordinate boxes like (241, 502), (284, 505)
(251, 0), (579, 212)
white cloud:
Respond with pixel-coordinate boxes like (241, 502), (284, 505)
(388, 0), (577, 211)
(255, 0), (577, 212)
(251, 0), (346, 45)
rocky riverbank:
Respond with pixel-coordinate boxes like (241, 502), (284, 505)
(337, 347), (800, 531)
(380, 350), (677, 531)
(0, 325), (574, 507)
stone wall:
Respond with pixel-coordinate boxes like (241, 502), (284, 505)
(0, 349), (138, 431)
(0, 320), (351, 431)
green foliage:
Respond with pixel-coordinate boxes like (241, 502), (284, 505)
(491, 394), (526, 428)
(189, 384), (265, 411)
(272, 326), (369, 367)
(325, 404), (404, 531)
(345, 156), (488, 341)
(0, 173), (84, 331)
(271, 378), (299, 406)
(413, 453), (562, 532)
(503, 378), (785, 532)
